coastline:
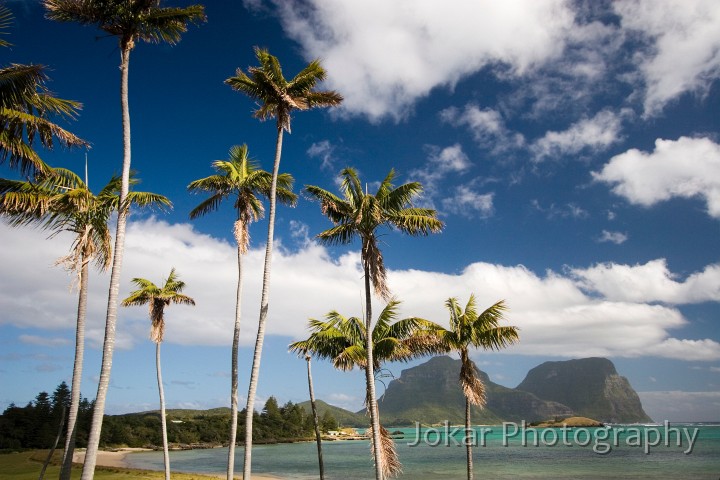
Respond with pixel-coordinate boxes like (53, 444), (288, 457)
(72, 448), (287, 479)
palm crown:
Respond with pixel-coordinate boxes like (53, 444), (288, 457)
(225, 47), (343, 133)
(122, 268), (195, 343)
(436, 296), (518, 405)
(0, 168), (170, 272)
(44, 0), (206, 51)
(187, 144), (296, 252)
(306, 167), (443, 300)
(289, 300), (441, 372)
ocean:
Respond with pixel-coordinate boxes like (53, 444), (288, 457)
(124, 424), (720, 479)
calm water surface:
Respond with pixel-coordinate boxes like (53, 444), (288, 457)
(125, 424), (720, 479)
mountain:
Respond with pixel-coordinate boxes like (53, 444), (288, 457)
(374, 356), (572, 425)
(516, 357), (653, 423)
(298, 399), (368, 427)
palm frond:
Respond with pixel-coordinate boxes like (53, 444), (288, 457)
(368, 424), (402, 478)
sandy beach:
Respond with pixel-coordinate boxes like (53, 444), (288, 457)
(72, 448), (285, 479)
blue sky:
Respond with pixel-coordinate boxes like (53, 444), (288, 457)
(1, 0), (719, 423)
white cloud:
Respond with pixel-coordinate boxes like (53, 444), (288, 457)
(531, 109), (625, 161)
(409, 145), (495, 219)
(274, 0), (575, 121)
(1, 219), (719, 361)
(570, 259), (720, 304)
(441, 187), (494, 218)
(593, 136), (720, 218)
(614, 0), (720, 116)
(441, 105), (526, 152)
(598, 230), (628, 245)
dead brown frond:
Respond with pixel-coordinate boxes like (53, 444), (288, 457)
(368, 424), (402, 479)
(460, 356), (486, 407)
(233, 219), (250, 254)
(149, 299), (166, 343)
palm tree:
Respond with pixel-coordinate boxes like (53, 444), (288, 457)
(433, 295), (518, 480)
(225, 47), (342, 478)
(187, 144), (296, 480)
(42, 2), (205, 477)
(121, 268), (195, 480)
(297, 351), (324, 480)
(0, 168), (170, 479)
(0, 4), (86, 177)
(305, 167), (443, 479)
(290, 300), (441, 478)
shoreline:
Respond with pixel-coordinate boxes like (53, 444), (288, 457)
(72, 448), (287, 479)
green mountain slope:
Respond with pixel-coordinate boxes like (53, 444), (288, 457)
(298, 399), (369, 427)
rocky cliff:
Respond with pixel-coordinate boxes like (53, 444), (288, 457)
(375, 356), (572, 424)
(516, 357), (652, 423)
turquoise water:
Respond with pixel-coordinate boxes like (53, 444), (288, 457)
(124, 424), (720, 479)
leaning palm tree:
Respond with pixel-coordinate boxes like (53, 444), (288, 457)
(305, 167), (443, 479)
(0, 4), (86, 177)
(290, 300), (441, 478)
(42, 2), (205, 477)
(225, 47), (342, 478)
(187, 144), (296, 480)
(434, 296), (518, 480)
(0, 168), (170, 480)
(121, 268), (195, 480)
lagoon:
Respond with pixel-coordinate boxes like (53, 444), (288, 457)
(124, 424), (720, 479)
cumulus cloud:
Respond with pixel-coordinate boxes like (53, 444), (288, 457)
(441, 105), (526, 152)
(614, 0), (720, 116)
(531, 109), (626, 161)
(409, 145), (495, 218)
(441, 187), (494, 218)
(571, 259), (720, 304)
(274, 0), (575, 121)
(593, 136), (720, 218)
(1, 219), (718, 361)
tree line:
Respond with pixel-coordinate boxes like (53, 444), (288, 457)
(0, 382), (339, 450)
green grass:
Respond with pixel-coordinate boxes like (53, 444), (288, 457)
(0, 450), (220, 480)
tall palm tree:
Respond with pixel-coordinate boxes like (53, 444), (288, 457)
(0, 168), (170, 480)
(42, 2), (205, 477)
(305, 167), (443, 479)
(121, 268), (195, 480)
(225, 47), (342, 478)
(0, 4), (86, 177)
(290, 300), (441, 478)
(187, 144), (296, 480)
(434, 295), (518, 480)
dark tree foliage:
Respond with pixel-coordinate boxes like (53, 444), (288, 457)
(1, 387), (339, 449)
(0, 382), (93, 450)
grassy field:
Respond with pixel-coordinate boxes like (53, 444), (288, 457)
(0, 450), (220, 480)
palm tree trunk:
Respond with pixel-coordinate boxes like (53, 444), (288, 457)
(243, 126), (283, 479)
(465, 396), (473, 480)
(157, 342), (171, 480)
(363, 259), (383, 480)
(306, 355), (325, 480)
(81, 44), (132, 480)
(60, 258), (89, 480)
(227, 240), (243, 480)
